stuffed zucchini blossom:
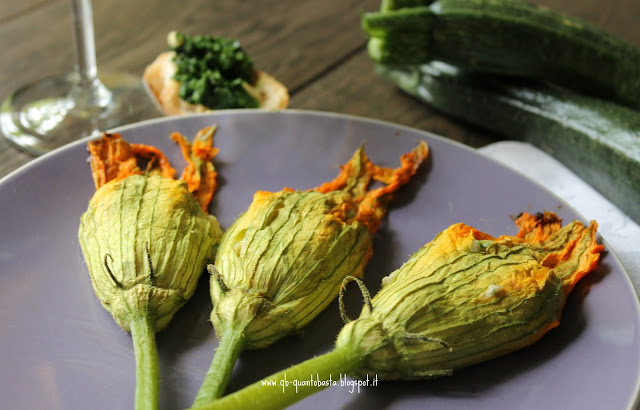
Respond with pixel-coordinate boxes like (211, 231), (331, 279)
(337, 211), (604, 379)
(192, 141), (429, 405)
(78, 126), (223, 410)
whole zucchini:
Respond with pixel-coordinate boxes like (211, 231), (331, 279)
(376, 62), (640, 224)
(363, 0), (640, 111)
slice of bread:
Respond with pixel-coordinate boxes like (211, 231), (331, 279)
(143, 51), (289, 116)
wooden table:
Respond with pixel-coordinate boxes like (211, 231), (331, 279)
(1, 0), (639, 178)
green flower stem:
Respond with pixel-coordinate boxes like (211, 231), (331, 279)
(190, 345), (363, 410)
(130, 314), (160, 410)
(192, 325), (247, 406)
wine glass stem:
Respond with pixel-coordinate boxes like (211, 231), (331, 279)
(70, 0), (111, 109)
(71, 0), (98, 83)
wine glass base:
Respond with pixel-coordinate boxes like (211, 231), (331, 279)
(1, 72), (162, 156)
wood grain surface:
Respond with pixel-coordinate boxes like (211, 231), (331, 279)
(0, 0), (639, 178)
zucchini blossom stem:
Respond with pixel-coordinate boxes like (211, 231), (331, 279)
(190, 345), (363, 410)
(130, 315), (160, 410)
(193, 326), (247, 405)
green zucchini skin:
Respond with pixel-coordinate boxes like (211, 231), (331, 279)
(363, 0), (640, 111)
(380, 0), (434, 11)
(376, 62), (640, 224)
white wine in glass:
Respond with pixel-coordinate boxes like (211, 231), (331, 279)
(0, 0), (161, 156)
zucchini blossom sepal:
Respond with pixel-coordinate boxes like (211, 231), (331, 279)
(191, 212), (603, 410)
(191, 141), (429, 405)
(78, 126), (224, 410)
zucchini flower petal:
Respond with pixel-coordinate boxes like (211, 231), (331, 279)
(336, 211), (604, 379)
(192, 141), (428, 405)
(78, 126), (223, 410)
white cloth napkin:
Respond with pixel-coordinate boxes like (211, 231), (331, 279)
(479, 141), (640, 292)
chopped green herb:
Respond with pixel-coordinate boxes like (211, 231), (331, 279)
(169, 31), (259, 109)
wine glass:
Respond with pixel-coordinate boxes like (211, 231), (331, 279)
(0, 0), (161, 156)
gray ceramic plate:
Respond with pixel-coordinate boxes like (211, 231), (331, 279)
(1, 110), (639, 410)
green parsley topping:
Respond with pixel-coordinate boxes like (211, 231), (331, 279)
(169, 31), (259, 109)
